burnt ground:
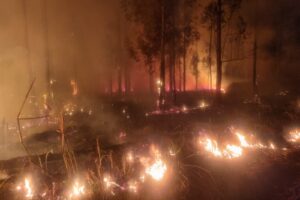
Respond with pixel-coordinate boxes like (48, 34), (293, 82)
(0, 91), (300, 200)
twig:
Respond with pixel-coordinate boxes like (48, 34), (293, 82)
(17, 78), (36, 161)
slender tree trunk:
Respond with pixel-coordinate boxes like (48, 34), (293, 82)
(216, 0), (222, 98)
(172, 51), (177, 103)
(149, 64), (154, 93)
(159, 0), (166, 109)
(22, 0), (33, 85)
(109, 70), (113, 95)
(253, 33), (258, 95)
(208, 23), (213, 90)
(253, 0), (258, 95)
(178, 58), (182, 91)
(124, 61), (130, 94)
(117, 66), (122, 94)
(169, 55), (173, 93)
(195, 75), (198, 90)
(183, 34), (187, 92)
(43, 0), (51, 98)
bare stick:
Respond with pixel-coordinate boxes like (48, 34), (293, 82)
(17, 78), (36, 160)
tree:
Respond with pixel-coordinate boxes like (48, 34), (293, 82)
(202, 0), (243, 99)
(122, 0), (199, 107)
(191, 52), (200, 89)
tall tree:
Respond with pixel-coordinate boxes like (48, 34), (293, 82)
(252, 0), (258, 95)
(122, 0), (199, 107)
(203, 0), (243, 98)
(191, 52), (200, 89)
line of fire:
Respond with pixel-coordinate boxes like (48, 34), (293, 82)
(0, 0), (299, 199)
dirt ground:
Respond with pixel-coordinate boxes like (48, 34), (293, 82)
(0, 91), (300, 199)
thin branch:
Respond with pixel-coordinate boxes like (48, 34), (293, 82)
(17, 78), (36, 161)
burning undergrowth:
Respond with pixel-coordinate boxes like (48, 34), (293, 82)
(0, 90), (300, 199)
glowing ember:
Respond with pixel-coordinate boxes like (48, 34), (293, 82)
(269, 143), (276, 150)
(16, 177), (33, 199)
(199, 100), (209, 109)
(156, 79), (163, 94)
(103, 175), (123, 190)
(287, 129), (300, 143)
(182, 105), (188, 112)
(126, 151), (134, 163)
(69, 180), (85, 199)
(145, 158), (167, 181)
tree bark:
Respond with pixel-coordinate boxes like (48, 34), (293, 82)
(117, 66), (122, 95)
(208, 23), (213, 90)
(149, 64), (154, 93)
(159, 0), (166, 109)
(216, 0), (222, 99)
(253, 0), (258, 95)
(183, 33), (187, 92)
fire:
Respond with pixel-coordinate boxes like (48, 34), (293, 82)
(126, 151), (134, 163)
(235, 132), (251, 148)
(182, 105), (188, 112)
(70, 79), (78, 96)
(287, 129), (300, 143)
(223, 145), (243, 159)
(201, 138), (222, 157)
(69, 180), (85, 199)
(141, 146), (168, 181)
(199, 100), (209, 109)
(127, 181), (138, 193)
(156, 79), (162, 94)
(16, 177), (33, 199)
(145, 159), (167, 181)
(199, 138), (243, 159)
(103, 175), (123, 191)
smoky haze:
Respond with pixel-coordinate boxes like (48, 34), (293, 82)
(0, 0), (123, 121)
(0, 0), (300, 122)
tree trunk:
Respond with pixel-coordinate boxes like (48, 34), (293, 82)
(216, 0), (222, 99)
(117, 66), (122, 95)
(253, 0), (258, 95)
(208, 23), (213, 90)
(159, 0), (166, 109)
(109, 71), (113, 95)
(183, 34), (187, 92)
(169, 55), (173, 93)
(195, 74), (198, 90)
(178, 57), (182, 91)
(43, 0), (51, 98)
(149, 64), (154, 93)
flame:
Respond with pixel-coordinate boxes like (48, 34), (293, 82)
(69, 180), (85, 199)
(223, 145), (243, 159)
(145, 159), (167, 181)
(199, 137), (244, 159)
(141, 146), (168, 181)
(235, 132), (251, 148)
(103, 175), (123, 191)
(128, 181), (138, 193)
(182, 105), (188, 112)
(70, 79), (78, 96)
(201, 138), (222, 157)
(287, 129), (300, 143)
(126, 151), (134, 163)
(16, 177), (33, 199)
(24, 178), (33, 199)
(199, 100), (209, 109)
